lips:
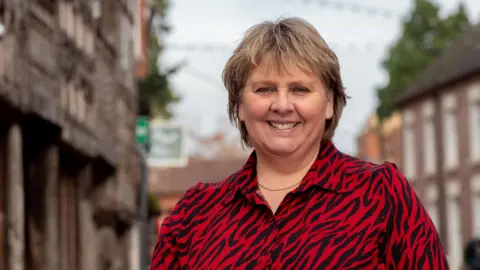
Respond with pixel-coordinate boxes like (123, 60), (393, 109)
(267, 121), (299, 130)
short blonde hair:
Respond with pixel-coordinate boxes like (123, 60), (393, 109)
(222, 17), (347, 148)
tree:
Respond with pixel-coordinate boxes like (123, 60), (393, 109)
(375, 0), (470, 121)
(138, 0), (183, 118)
(147, 192), (161, 218)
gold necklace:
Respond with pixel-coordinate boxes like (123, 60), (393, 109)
(258, 179), (303, 191)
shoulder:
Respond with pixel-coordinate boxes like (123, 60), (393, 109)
(339, 153), (400, 180)
(377, 162), (418, 205)
(361, 161), (413, 198)
(340, 154), (412, 196)
(340, 158), (424, 222)
(343, 156), (416, 206)
(166, 173), (237, 221)
(178, 178), (231, 203)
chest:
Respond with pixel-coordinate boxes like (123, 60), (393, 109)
(181, 191), (388, 269)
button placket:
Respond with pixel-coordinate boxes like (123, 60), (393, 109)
(266, 221), (279, 266)
(261, 218), (278, 256)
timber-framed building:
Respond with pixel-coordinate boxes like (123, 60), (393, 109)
(0, 0), (141, 269)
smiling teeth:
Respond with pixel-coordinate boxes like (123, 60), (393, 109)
(270, 122), (296, 130)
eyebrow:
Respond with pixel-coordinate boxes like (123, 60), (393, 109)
(247, 80), (276, 88)
(248, 80), (317, 88)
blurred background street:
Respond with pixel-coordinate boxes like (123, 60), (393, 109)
(0, 0), (479, 269)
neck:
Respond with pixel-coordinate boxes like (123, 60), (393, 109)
(255, 142), (321, 187)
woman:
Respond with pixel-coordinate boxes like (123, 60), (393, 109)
(151, 17), (448, 269)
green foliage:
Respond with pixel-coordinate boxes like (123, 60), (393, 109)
(376, 0), (470, 121)
(138, 0), (182, 119)
(147, 192), (161, 217)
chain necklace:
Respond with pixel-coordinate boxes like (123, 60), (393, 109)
(258, 179), (303, 191)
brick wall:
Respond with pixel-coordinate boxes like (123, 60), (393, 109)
(356, 112), (402, 165)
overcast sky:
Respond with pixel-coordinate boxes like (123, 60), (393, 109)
(160, 0), (480, 155)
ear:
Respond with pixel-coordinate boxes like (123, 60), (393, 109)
(325, 91), (334, 120)
(238, 102), (245, 122)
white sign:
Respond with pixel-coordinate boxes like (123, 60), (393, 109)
(148, 121), (187, 167)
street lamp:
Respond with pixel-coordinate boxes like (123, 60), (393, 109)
(136, 116), (150, 270)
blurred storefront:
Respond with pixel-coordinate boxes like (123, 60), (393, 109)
(0, 1), (141, 270)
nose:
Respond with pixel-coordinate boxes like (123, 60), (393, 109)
(271, 88), (294, 115)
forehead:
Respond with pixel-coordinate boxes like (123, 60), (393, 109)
(247, 59), (320, 86)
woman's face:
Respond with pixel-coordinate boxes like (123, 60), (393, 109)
(239, 60), (334, 157)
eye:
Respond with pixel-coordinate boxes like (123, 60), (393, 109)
(255, 87), (275, 93)
(292, 87), (309, 93)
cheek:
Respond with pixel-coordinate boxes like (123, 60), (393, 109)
(242, 97), (270, 121)
(297, 99), (330, 123)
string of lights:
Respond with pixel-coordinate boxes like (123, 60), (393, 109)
(164, 41), (382, 53)
(182, 67), (225, 90)
(288, 0), (403, 19)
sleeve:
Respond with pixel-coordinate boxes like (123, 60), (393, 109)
(150, 184), (201, 270)
(382, 163), (449, 269)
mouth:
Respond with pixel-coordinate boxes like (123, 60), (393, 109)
(267, 121), (300, 130)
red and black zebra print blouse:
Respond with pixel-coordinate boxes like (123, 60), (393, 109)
(151, 141), (448, 269)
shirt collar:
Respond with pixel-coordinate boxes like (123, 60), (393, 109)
(223, 140), (354, 205)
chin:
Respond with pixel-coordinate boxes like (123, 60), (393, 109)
(263, 143), (299, 156)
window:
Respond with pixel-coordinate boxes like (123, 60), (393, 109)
(425, 183), (440, 234)
(442, 94), (458, 170)
(469, 102), (480, 162)
(446, 181), (462, 270)
(427, 203), (440, 233)
(468, 84), (480, 163)
(58, 2), (65, 28)
(75, 13), (84, 50)
(77, 90), (86, 122)
(473, 174), (480, 238)
(423, 121), (436, 174)
(90, 0), (103, 20)
(133, 0), (143, 61)
(128, 0), (137, 16)
(444, 111), (458, 169)
(422, 100), (436, 175)
(120, 14), (132, 70)
(403, 127), (416, 178)
(101, 0), (117, 45)
(403, 109), (416, 179)
(61, 76), (92, 122)
(59, 1), (94, 56)
(68, 81), (77, 116)
(75, 80), (92, 123)
(60, 79), (69, 109)
(119, 14), (134, 88)
(66, 3), (75, 38)
(58, 1), (75, 38)
(473, 192), (480, 238)
(84, 27), (94, 56)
